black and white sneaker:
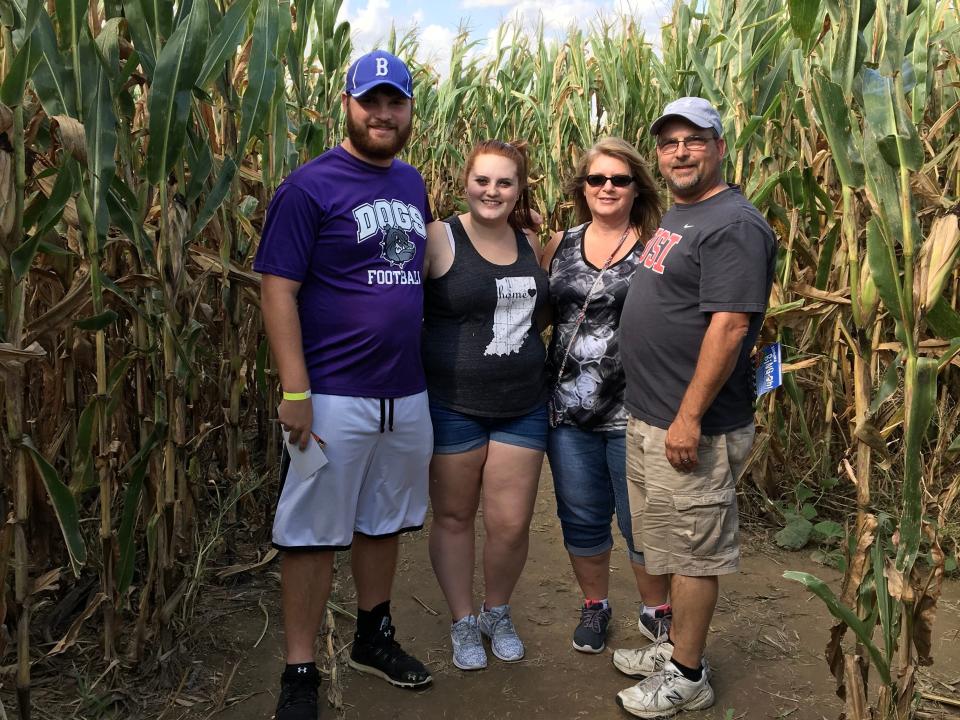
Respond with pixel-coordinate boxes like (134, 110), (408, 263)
(572, 601), (612, 653)
(348, 623), (432, 689)
(276, 664), (320, 720)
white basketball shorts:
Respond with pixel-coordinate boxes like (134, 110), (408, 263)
(272, 391), (432, 550)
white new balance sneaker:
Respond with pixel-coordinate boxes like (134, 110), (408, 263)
(616, 661), (715, 718)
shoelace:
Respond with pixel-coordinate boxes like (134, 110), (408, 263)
(580, 605), (608, 632)
(452, 620), (478, 643)
(639, 665), (681, 694)
(491, 611), (517, 636)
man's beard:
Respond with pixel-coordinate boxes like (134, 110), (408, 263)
(663, 167), (704, 199)
(345, 112), (412, 161)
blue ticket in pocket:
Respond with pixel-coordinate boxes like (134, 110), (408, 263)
(756, 342), (782, 397)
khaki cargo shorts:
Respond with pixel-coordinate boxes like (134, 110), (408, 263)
(626, 417), (754, 577)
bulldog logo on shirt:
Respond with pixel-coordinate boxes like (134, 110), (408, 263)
(380, 225), (417, 268)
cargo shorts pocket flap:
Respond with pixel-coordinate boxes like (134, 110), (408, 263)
(673, 488), (735, 511)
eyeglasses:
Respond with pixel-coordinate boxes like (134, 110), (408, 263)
(585, 174), (635, 188)
(656, 135), (714, 154)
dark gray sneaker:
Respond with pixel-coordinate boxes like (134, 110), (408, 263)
(638, 604), (672, 643)
(572, 602), (612, 653)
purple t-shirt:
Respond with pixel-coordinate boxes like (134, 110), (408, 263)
(253, 146), (433, 398)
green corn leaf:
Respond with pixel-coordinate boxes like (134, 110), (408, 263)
(79, 31), (117, 240)
(74, 309), (118, 331)
(71, 395), (98, 493)
(22, 435), (87, 576)
(237, 0), (281, 155)
(25, 6), (75, 116)
(935, 337), (960, 372)
(122, 0), (157, 77)
(10, 234), (42, 282)
(0, 36), (41, 107)
(870, 352), (903, 414)
(255, 336), (269, 396)
(897, 356), (938, 573)
(197, 0), (255, 90)
(814, 223), (840, 290)
(117, 427), (163, 595)
(787, 0), (820, 43)
(55, 0), (86, 54)
(185, 129), (214, 203)
(187, 155), (238, 240)
(36, 240), (76, 257)
(145, 0), (209, 185)
(811, 70), (865, 188)
(784, 570), (890, 684)
(865, 217), (903, 324)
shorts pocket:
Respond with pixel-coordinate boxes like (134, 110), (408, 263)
(673, 488), (736, 558)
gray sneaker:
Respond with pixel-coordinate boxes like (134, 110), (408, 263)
(478, 604), (524, 661)
(450, 615), (487, 671)
(572, 602), (612, 653)
(638, 605), (672, 643)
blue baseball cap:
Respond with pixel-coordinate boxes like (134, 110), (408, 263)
(345, 50), (413, 98)
(650, 97), (723, 137)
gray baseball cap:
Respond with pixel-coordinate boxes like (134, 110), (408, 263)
(650, 97), (723, 137)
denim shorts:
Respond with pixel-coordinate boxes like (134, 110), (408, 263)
(547, 424), (643, 563)
(429, 402), (548, 455)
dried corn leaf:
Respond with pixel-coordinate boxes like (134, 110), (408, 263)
(47, 592), (105, 656)
(49, 115), (87, 164)
(790, 281), (852, 304)
(29, 568), (60, 596)
(844, 653), (870, 719)
(216, 548), (278, 579)
(0, 341), (48, 371)
(918, 213), (960, 309)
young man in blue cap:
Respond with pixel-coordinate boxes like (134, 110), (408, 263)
(254, 50), (433, 720)
(614, 97), (776, 717)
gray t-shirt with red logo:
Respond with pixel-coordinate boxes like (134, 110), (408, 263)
(253, 146), (433, 398)
(621, 186), (776, 434)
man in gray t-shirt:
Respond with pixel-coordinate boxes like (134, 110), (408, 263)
(612, 98), (776, 718)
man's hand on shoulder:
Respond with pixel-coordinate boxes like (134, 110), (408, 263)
(665, 412), (701, 472)
(279, 398), (314, 450)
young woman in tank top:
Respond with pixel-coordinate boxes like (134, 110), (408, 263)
(539, 137), (665, 654)
(421, 140), (548, 671)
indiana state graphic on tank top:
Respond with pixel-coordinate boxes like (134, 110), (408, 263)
(423, 216), (548, 417)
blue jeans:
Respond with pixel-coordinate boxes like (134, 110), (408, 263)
(547, 425), (643, 563)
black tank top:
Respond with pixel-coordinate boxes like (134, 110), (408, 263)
(423, 217), (549, 417)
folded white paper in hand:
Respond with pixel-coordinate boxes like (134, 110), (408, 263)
(282, 428), (328, 478)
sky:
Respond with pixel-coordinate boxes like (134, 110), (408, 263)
(337, 0), (674, 69)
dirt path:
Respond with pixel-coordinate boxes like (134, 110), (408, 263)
(176, 465), (960, 720)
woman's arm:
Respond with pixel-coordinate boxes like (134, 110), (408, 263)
(424, 220), (454, 279)
(539, 230), (564, 273)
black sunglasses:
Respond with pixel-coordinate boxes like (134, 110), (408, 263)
(585, 174), (635, 188)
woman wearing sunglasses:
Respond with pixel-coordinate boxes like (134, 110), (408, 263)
(422, 139), (548, 671)
(540, 137), (664, 653)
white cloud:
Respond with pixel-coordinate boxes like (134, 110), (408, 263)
(418, 24), (461, 67)
(340, 0), (394, 52)
(462, 0), (517, 8)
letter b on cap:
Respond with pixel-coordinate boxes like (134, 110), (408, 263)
(376, 58), (388, 76)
